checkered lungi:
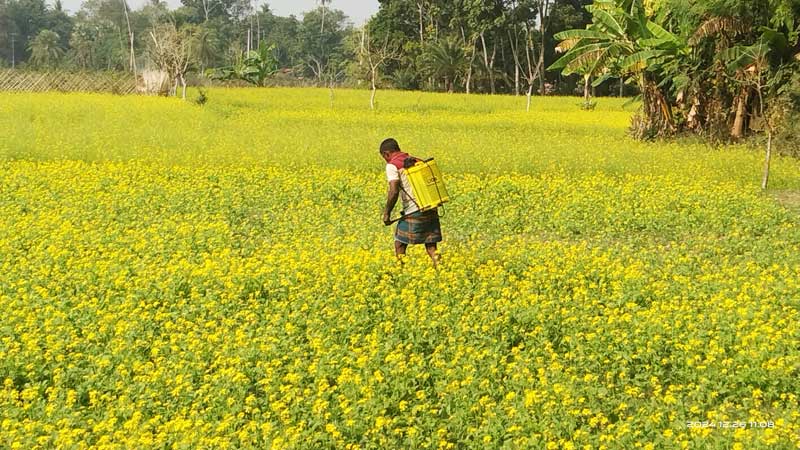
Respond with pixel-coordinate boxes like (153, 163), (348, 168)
(395, 209), (442, 245)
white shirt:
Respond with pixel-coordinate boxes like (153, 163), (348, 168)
(386, 164), (419, 214)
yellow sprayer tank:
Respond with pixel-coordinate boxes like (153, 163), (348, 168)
(404, 158), (450, 211)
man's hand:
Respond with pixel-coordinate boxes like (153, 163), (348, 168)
(383, 211), (391, 226)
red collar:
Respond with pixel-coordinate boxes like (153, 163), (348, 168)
(387, 152), (410, 170)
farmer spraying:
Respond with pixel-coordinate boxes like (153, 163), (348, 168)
(380, 138), (445, 266)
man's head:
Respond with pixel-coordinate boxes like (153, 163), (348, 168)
(379, 138), (401, 162)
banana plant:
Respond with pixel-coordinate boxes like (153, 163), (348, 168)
(208, 44), (279, 87)
(549, 0), (689, 137)
(721, 27), (799, 189)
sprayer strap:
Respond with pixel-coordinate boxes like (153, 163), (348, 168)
(398, 168), (421, 213)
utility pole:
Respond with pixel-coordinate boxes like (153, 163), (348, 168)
(10, 33), (15, 69)
(121, 0), (136, 74)
(254, 0), (260, 49)
(248, 8), (253, 51)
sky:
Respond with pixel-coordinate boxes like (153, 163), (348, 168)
(59, 0), (381, 25)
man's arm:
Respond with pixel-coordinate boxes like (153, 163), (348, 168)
(383, 180), (400, 225)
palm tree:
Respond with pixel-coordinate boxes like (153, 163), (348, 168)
(424, 38), (468, 93)
(193, 25), (221, 72)
(28, 30), (65, 68)
(69, 24), (96, 70)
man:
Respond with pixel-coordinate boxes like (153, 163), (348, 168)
(380, 138), (442, 266)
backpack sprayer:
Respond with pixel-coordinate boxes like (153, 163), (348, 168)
(386, 157), (450, 225)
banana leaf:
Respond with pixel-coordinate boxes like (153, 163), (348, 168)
(591, 9), (626, 38)
(620, 50), (665, 72)
(553, 29), (614, 41)
(592, 71), (616, 87)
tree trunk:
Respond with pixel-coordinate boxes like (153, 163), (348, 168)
(320, 3), (326, 34)
(122, 0), (136, 74)
(619, 78), (624, 97)
(636, 77), (676, 138)
(762, 128), (772, 190)
(687, 95), (700, 130)
(181, 74), (186, 100)
(314, 60), (323, 83)
(508, 28), (522, 96)
(465, 36), (477, 94)
(370, 70), (377, 110)
(490, 40), (496, 94)
(731, 88), (748, 139)
(417, 2), (424, 46)
(538, 0), (549, 96)
(480, 32), (488, 90)
(480, 32), (496, 94)
(526, 83), (533, 112)
(583, 75), (590, 105)
(523, 21), (541, 100)
(538, 50), (544, 95)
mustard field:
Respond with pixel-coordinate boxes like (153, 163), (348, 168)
(1, 89), (800, 449)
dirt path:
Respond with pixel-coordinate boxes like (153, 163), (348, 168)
(771, 190), (800, 213)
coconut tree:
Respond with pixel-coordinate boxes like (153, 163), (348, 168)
(69, 23), (96, 69)
(424, 38), (468, 92)
(192, 25), (221, 72)
(28, 29), (65, 68)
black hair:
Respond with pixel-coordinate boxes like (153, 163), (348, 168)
(379, 138), (401, 154)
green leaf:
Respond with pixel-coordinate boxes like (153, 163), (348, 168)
(645, 21), (677, 43)
(723, 44), (768, 72)
(591, 9), (626, 38)
(548, 42), (603, 72)
(588, 43), (626, 76)
(638, 38), (672, 48)
(672, 74), (690, 92)
(620, 50), (665, 73)
(553, 29), (612, 41)
(758, 27), (788, 54)
(592, 71), (615, 87)
(555, 43), (607, 75)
